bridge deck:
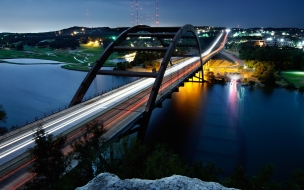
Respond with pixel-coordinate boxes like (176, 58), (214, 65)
(0, 28), (228, 189)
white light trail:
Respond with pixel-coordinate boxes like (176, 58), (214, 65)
(0, 32), (226, 163)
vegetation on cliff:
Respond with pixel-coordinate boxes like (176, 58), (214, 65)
(23, 125), (304, 190)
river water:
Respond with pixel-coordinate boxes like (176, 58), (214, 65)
(0, 63), (136, 127)
(145, 82), (304, 181)
(1, 63), (304, 181)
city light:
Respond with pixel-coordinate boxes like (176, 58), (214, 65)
(259, 41), (264, 47)
(85, 40), (100, 47)
(227, 73), (242, 82)
(139, 36), (151, 39)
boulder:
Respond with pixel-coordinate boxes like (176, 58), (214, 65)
(76, 173), (237, 190)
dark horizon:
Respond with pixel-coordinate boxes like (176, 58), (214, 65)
(1, 25), (304, 35)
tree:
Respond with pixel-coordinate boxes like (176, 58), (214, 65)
(287, 169), (304, 189)
(206, 71), (215, 83)
(151, 60), (160, 69)
(222, 165), (250, 189)
(25, 126), (68, 189)
(248, 80), (256, 88)
(259, 65), (276, 86)
(102, 37), (114, 48)
(144, 144), (188, 179)
(130, 51), (164, 67)
(37, 41), (49, 48)
(49, 37), (79, 50)
(239, 44), (304, 71)
(116, 62), (126, 70)
(70, 120), (106, 182)
(16, 43), (24, 50)
(250, 164), (275, 189)
(190, 161), (221, 182)
(27, 38), (40, 46)
(8, 44), (15, 49)
(298, 86), (304, 94)
(0, 105), (8, 135)
(100, 137), (149, 179)
(285, 82), (296, 90)
(0, 104), (6, 122)
(0, 127), (8, 135)
(253, 63), (276, 86)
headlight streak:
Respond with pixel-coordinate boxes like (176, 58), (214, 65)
(0, 32), (226, 162)
(0, 78), (153, 149)
(0, 79), (156, 159)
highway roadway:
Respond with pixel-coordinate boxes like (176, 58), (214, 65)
(0, 30), (227, 188)
(0, 56), (204, 165)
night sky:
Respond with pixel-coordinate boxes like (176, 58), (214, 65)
(1, 0), (304, 33)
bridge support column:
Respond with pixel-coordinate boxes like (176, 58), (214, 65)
(201, 64), (204, 82)
(137, 113), (149, 141)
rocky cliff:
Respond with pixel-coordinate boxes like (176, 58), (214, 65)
(76, 173), (237, 190)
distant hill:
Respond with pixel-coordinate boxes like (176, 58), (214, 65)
(0, 26), (129, 48)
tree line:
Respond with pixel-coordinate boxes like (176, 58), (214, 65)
(21, 122), (304, 190)
(239, 43), (304, 71)
(0, 34), (115, 51)
(0, 105), (7, 135)
(131, 51), (162, 69)
(227, 42), (304, 87)
(48, 37), (80, 50)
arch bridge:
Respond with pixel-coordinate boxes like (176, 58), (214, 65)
(70, 24), (228, 136)
(0, 25), (228, 186)
(0, 25), (227, 188)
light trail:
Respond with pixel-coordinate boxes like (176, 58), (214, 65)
(0, 57), (206, 160)
(0, 30), (227, 169)
(0, 79), (154, 150)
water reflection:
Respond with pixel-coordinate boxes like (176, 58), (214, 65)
(146, 82), (304, 181)
(296, 93), (304, 105)
(228, 82), (238, 117)
(146, 82), (246, 176)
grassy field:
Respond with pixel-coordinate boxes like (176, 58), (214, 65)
(282, 71), (304, 87)
(0, 46), (76, 63)
(0, 44), (121, 71)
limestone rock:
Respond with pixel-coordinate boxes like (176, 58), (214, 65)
(76, 173), (237, 190)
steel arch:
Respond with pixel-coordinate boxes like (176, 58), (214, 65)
(69, 25), (146, 106)
(70, 24), (203, 107)
(69, 24), (204, 135)
(140, 24), (203, 134)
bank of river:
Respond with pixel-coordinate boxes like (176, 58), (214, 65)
(1, 58), (64, 64)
